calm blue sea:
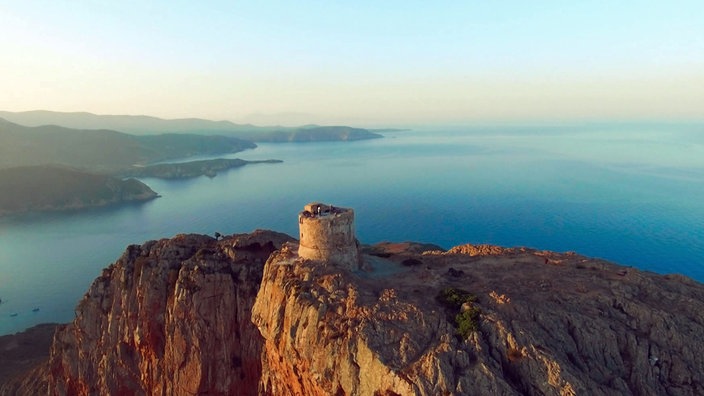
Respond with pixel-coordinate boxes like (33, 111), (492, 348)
(1, 123), (703, 335)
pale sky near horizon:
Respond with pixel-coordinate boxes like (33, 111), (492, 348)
(1, 1), (703, 127)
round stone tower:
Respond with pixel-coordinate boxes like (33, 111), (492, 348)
(298, 202), (359, 270)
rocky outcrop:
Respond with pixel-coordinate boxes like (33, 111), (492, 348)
(5, 237), (704, 395)
(253, 244), (704, 395)
(445, 243), (513, 256)
(40, 231), (292, 395)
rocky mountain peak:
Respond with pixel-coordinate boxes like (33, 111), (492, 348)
(3, 217), (704, 395)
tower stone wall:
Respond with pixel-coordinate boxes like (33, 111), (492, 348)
(298, 203), (359, 270)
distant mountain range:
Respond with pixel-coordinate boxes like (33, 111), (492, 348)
(0, 110), (383, 142)
(0, 110), (263, 135)
(0, 118), (254, 172)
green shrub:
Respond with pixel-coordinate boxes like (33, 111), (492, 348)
(437, 287), (480, 339)
(437, 287), (477, 308)
(455, 306), (480, 338)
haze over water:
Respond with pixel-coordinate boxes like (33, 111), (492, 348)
(1, 123), (703, 335)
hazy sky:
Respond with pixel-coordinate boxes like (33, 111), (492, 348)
(1, 1), (702, 126)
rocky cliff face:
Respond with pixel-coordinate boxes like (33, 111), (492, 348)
(254, 244), (704, 395)
(5, 233), (704, 395)
(25, 231), (293, 395)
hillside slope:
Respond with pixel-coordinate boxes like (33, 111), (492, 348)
(0, 166), (158, 216)
(0, 118), (254, 171)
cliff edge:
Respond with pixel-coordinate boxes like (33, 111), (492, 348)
(253, 242), (704, 395)
(3, 233), (704, 395)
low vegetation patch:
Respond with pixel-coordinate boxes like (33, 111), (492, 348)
(454, 308), (481, 338)
(437, 287), (481, 339)
(438, 287), (476, 308)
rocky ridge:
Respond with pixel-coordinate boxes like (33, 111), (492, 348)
(3, 232), (704, 395)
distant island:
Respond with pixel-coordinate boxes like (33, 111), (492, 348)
(0, 166), (158, 216)
(121, 158), (283, 179)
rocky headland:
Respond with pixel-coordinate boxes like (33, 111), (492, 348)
(2, 222), (703, 395)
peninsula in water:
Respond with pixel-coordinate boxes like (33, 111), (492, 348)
(0, 166), (158, 216)
(120, 158), (283, 179)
